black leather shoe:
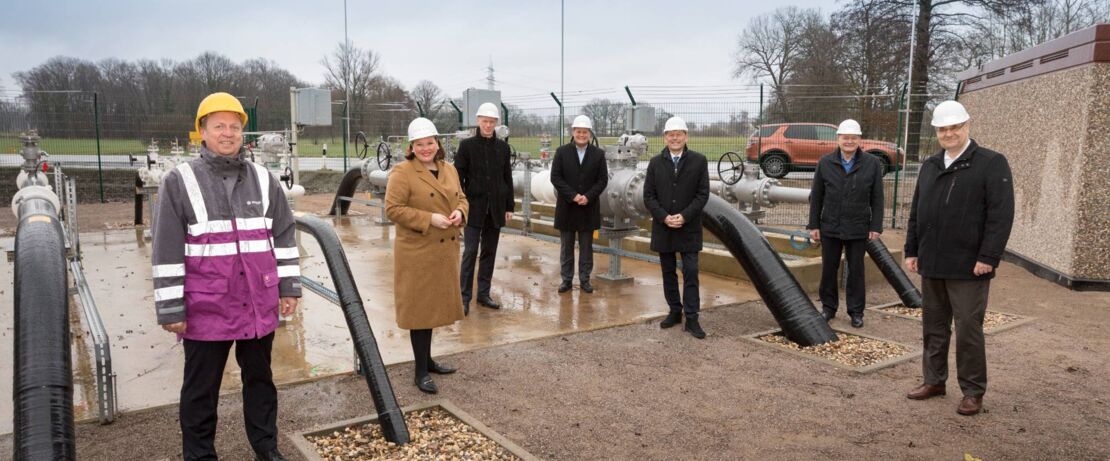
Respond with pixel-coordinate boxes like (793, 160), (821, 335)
(427, 360), (457, 374)
(255, 449), (287, 461)
(463, 302), (470, 316)
(850, 315), (864, 328)
(684, 317), (707, 339)
(558, 281), (572, 293)
(415, 375), (438, 394)
(477, 296), (501, 309)
(580, 280), (594, 293)
(821, 308), (836, 321)
(660, 311), (682, 329)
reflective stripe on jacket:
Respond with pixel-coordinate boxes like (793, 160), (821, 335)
(151, 147), (301, 340)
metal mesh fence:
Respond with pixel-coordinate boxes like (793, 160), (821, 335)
(2, 86), (952, 228)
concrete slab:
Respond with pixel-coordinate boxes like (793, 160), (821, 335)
(0, 215), (759, 434)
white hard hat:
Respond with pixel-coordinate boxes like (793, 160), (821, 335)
(836, 119), (862, 135)
(407, 117), (439, 141)
(571, 115), (593, 130)
(476, 102), (500, 120)
(663, 116), (688, 133)
(931, 100), (970, 127)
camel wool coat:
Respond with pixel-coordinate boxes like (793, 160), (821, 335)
(385, 158), (469, 330)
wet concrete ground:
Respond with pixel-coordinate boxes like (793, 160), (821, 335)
(0, 214), (758, 434)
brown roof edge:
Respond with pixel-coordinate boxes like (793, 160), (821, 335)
(957, 24), (1110, 94)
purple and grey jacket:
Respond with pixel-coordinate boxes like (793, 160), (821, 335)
(151, 146), (301, 341)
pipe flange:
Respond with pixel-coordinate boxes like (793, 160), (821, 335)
(12, 185), (61, 219)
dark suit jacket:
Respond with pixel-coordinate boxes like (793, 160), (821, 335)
(550, 143), (609, 231)
(454, 134), (514, 228)
(643, 147), (710, 253)
(807, 148), (885, 240)
(905, 140), (1014, 280)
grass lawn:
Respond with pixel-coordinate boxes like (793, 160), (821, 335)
(3, 135), (755, 160)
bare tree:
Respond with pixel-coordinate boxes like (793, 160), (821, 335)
(410, 80), (445, 119)
(580, 98), (628, 136)
(321, 42), (381, 110)
(732, 7), (824, 113)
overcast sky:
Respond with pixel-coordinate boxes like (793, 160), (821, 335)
(1, 0), (838, 105)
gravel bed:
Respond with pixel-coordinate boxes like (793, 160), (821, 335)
(875, 305), (1022, 330)
(308, 407), (522, 461)
(757, 332), (911, 368)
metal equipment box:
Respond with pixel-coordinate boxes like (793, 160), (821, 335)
(293, 88), (332, 126)
(462, 88), (502, 127)
(624, 106), (655, 133)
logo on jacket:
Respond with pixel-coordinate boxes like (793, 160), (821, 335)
(246, 200), (262, 206)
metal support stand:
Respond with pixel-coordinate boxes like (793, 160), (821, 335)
(596, 228), (639, 283)
(521, 153), (532, 234)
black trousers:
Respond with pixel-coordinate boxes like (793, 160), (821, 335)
(410, 329), (433, 379)
(460, 212), (501, 303)
(819, 236), (867, 317)
(659, 251), (700, 316)
(921, 277), (990, 398)
(559, 229), (594, 283)
(181, 332), (277, 460)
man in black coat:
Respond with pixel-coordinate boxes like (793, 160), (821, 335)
(643, 116), (710, 339)
(550, 115), (609, 294)
(903, 101), (1014, 416)
(807, 119), (885, 329)
(455, 102), (514, 312)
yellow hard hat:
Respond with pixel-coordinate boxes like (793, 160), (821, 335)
(195, 92), (248, 133)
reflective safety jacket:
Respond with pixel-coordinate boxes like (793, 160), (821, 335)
(151, 147), (301, 341)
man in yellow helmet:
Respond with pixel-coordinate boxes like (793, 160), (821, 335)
(152, 92), (301, 460)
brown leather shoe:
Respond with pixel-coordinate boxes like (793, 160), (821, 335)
(906, 384), (946, 400)
(957, 396), (983, 415)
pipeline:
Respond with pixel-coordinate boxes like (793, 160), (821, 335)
(702, 195), (838, 346)
(865, 238), (923, 308)
(329, 166), (365, 215)
(294, 213), (409, 445)
(12, 192), (76, 460)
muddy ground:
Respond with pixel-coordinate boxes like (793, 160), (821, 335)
(1, 196), (1108, 460)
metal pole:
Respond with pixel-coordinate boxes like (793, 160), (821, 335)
(624, 85), (636, 131)
(892, 82), (907, 229)
(550, 92), (563, 145)
(757, 84), (764, 178)
(560, 0), (565, 145)
(342, 100), (348, 171)
(344, 0), (351, 172)
(93, 92), (104, 203)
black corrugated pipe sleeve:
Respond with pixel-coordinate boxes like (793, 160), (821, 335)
(865, 238), (924, 308)
(701, 195), (838, 346)
(134, 173), (144, 225)
(13, 198), (76, 460)
(293, 213), (410, 445)
(328, 167), (364, 216)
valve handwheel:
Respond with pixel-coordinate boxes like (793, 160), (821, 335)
(717, 151), (745, 185)
(281, 166), (294, 190)
(376, 141), (392, 170)
(509, 143), (520, 169)
(353, 131), (370, 160)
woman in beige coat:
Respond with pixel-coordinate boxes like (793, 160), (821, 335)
(385, 117), (469, 394)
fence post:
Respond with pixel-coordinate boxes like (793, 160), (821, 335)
(448, 100), (463, 130)
(550, 92), (563, 146)
(757, 84), (764, 178)
(624, 85), (637, 132)
(93, 91), (105, 203)
(891, 82), (908, 229)
(342, 100), (348, 172)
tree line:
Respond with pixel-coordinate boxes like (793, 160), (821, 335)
(731, 0), (1107, 158)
